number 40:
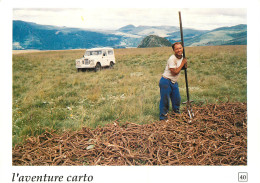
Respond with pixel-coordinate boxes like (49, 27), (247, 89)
(238, 172), (248, 182)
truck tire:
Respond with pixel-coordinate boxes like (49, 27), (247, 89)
(109, 61), (114, 69)
(95, 63), (101, 72)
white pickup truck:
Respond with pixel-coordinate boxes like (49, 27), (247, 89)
(76, 47), (116, 72)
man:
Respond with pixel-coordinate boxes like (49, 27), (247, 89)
(159, 42), (187, 120)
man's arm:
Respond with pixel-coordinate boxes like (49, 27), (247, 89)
(170, 58), (187, 76)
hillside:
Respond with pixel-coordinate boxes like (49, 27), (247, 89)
(12, 20), (247, 50)
(137, 35), (172, 48)
(12, 20), (123, 50)
(184, 24), (247, 46)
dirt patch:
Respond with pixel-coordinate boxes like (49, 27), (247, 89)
(12, 50), (42, 54)
(12, 102), (247, 166)
(12, 49), (84, 55)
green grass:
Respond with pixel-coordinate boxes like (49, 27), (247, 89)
(12, 46), (247, 146)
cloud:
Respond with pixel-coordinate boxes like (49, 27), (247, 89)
(180, 8), (247, 29)
(13, 8), (247, 30)
(183, 8), (246, 17)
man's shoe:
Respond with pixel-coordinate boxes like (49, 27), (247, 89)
(173, 109), (180, 114)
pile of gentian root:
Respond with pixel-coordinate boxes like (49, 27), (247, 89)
(13, 102), (247, 166)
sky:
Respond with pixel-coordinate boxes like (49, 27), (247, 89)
(13, 8), (247, 30)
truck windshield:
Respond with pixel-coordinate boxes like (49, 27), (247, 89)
(85, 50), (102, 56)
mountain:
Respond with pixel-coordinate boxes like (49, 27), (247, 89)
(117, 24), (180, 37)
(137, 35), (172, 48)
(12, 20), (247, 50)
(117, 24), (136, 33)
(184, 24), (247, 46)
(165, 29), (209, 44)
(116, 24), (247, 47)
(13, 20), (124, 50)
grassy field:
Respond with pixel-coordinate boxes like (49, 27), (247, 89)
(12, 45), (247, 146)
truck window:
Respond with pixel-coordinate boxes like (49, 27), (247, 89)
(108, 50), (114, 55)
(86, 50), (102, 56)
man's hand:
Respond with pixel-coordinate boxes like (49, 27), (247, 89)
(182, 58), (188, 69)
(170, 58), (188, 75)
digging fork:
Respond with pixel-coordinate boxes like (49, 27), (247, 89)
(179, 11), (195, 122)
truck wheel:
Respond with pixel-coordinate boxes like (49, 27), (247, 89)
(95, 63), (101, 72)
(77, 68), (81, 72)
(109, 62), (114, 69)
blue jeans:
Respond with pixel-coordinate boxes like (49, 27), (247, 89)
(159, 77), (181, 120)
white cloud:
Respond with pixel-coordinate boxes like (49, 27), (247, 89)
(13, 8), (247, 30)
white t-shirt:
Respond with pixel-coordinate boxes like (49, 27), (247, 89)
(162, 55), (183, 83)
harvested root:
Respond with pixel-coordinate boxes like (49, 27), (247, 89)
(13, 102), (247, 166)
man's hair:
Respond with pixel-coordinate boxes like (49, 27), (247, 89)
(172, 42), (183, 50)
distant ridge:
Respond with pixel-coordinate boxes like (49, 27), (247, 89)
(185, 24), (247, 46)
(137, 35), (172, 48)
(12, 20), (247, 50)
(117, 24), (136, 32)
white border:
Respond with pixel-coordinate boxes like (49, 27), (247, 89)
(1, 0), (260, 183)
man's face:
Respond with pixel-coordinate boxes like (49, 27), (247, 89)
(174, 44), (183, 56)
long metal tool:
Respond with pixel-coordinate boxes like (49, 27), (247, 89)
(178, 11), (194, 122)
